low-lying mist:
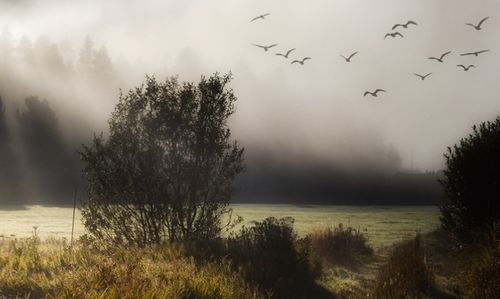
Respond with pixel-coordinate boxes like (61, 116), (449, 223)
(0, 28), (442, 206)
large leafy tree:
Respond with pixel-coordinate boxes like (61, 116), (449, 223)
(439, 117), (500, 244)
(81, 73), (244, 245)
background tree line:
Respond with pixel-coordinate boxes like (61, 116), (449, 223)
(0, 95), (80, 203)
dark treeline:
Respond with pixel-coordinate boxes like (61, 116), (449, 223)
(0, 95), (82, 203)
(0, 29), (117, 88)
(235, 158), (443, 205)
(0, 96), (21, 198)
(0, 29), (122, 205)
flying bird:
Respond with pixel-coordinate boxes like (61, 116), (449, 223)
(363, 89), (386, 97)
(465, 17), (489, 30)
(252, 43), (278, 52)
(428, 51), (451, 63)
(392, 20), (418, 30)
(276, 48), (296, 58)
(340, 51), (359, 62)
(291, 57), (312, 65)
(457, 64), (475, 71)
(414, 73), (432, 80)
(250, 13), (270, 22)
(384, 32), (404, 39)
(460, 49), (490, 57)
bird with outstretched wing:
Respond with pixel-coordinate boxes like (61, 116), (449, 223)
(457, 64), (475, 71)
(392, 20), (418, 30)
(460, 49), (490, 57)
(291, 57), (312, 65)
(252, 43), (278, 52)
(414, 73), (432, 80)
(276, 48), (296, 58)
(251, 13), (271, 22)
(384, 32), (404, 39)
(428, 51), (451, 62)
(466, 17), (489, 30)
(340, 51), (359, 62)
(364, 89), (386, 97)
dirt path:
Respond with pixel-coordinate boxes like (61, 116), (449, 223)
(318, 248), (390, 298)
(319, 233), (461, 298)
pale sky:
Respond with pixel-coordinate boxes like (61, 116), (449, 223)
(1, 0), (499, 172)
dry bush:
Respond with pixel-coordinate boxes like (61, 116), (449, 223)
(458, 246), (500, 299)
(226, 217), (323, 299)
(371, 234), (434, 299)
(307, 223), (373, 267)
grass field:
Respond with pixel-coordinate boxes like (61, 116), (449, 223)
(0, 204), (439, 248)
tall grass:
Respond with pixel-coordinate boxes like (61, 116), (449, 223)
(371, 234), (434, 299)
(307, 223), (373, 267)
(0, 230), (261, 299)
(0, 220), (410, 299)
(457, 245), (500, 298)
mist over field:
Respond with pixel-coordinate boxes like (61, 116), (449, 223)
(1, 0), (498, 205)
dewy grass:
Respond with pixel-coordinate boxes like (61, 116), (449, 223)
(0, 230), (261, 299)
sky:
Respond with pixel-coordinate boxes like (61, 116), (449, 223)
(0, 0), (499, 203)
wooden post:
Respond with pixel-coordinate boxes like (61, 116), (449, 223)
(71, 187), (77, 248)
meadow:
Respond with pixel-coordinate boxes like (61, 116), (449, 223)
(0, 204), (440, 249)
(1, 204), (497, 298)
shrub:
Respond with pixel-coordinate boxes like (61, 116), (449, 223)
(226, 217), (320, 299)
(459, 246), (500, 298)
(439, 117), (500, 244)
(307, 223), (373, 267)
(80, 73), (244, 245)
(372, 234), (434, 299)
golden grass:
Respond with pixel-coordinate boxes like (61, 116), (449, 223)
(0, 231), (261, 299)
(307, 223), (373, 267)
(371, 234), (434, 299)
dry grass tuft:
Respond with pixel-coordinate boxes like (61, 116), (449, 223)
(0, 230), (261, 299)
(307, 223), (373, 267)
(371, 234), (434, 299)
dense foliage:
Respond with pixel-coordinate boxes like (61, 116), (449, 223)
(81, 73), (244, 245)
(439, 117), (500, 244)
(227, 217), (321, 299)
(459, 245), (500, 298)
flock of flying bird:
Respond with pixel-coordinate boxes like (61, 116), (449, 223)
(250, 13), (311, 65)
(250, 13), (492, 98)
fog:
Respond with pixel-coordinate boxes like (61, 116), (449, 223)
(0, 0), (498, 204)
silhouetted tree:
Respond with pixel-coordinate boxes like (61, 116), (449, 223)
(18, 35), (36, 66)
(80, 73), (244, 245)
(439, 117), (500, 244)
(34, 35), (68, 76)
(93, 46), (114, 78)
(78, 36), (94, 72)
(17, 96), (78, 200)
(77, 37), (117, 89)
(0, 96), (7, 138)
(0, 96), (21, 198)
(0, 27), (13, 77)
